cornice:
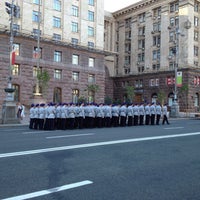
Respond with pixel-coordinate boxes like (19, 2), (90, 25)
(112, 0), (164, 17)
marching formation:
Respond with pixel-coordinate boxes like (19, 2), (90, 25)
(29, 102), (170, 130)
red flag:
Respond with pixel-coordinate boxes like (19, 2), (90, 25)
(11, 50), (16, 65)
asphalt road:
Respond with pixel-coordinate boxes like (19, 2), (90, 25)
(0, 119), (200, 200)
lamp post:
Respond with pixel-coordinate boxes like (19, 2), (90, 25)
(170, 27), (184, 117)
(2, 0), (20, 124)
(4, 0), (15, 98)
(34, 1), (41, 96)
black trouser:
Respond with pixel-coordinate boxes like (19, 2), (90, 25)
(156, 114), (161, 125)
(78, 117), (84, 129)
(139, 115), (144, 125)
(120, 116), (126, 127)
(105, 117), (111, 127)
(145, 115), (150, 125)
(134, 115), (138, 126)
(61, 118), (66, 130)
(151, 114), (155, 125)
(39, 119), (44, 130)
(127, 116), (133, 126)
(162, 115), (169, 124)
(112, 116), (119, 127)
(29, 118), (34, 129)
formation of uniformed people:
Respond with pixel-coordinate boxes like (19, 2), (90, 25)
(29, 102), (170, 130)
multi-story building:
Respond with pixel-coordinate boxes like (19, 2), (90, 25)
(0, 0), (105, 114)
(104, 0), (200, 112)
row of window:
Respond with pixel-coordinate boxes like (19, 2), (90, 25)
(14, 43), (95, 66)
(33, 0), (95, 11)
(12, 65), (96, 83)
(13, 84), (95, 104)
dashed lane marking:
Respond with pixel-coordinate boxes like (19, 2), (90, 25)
(164, 127), (184, 130)
(1, 132), (200, 158)
(46, 133), (95, 139)
(2, 180), (93, 200)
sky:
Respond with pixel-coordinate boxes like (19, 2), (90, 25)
(104, 0), (142, 12)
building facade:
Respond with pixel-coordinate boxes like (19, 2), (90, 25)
(104, 0), (200, 112)
(0, 0), (105, 116)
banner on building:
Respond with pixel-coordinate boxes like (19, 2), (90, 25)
(177, 71), (182, 87)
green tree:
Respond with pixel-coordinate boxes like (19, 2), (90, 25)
(125, 85), (135, 103)
(37, 69), (50, 97)
(158, 91), (165, 105)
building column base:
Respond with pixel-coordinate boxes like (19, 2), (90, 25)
(170, 102), (180, 118)
(2, 100), (19, 124)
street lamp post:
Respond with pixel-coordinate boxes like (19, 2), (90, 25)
(170, 27), (184, 118)
(2, 0), (19, 124)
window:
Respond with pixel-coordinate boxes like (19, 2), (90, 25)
(54, 69), (62, 79)
(152, 50), (160, 60)
(88, 41), (94, 48)
(138, 53), (145, 62)
(13, 43), (20, 56)
(194, 16), (199, 27)
(33, 0), (42, 5)
(53, 33), (61, 41)
(72, 72), (79, 82)
(88, 11), (94, 21)
(72, 89), (79, 103)
(32, 28), (41, 37)
(153, 22), (161, 32)
(32, 11), (40, 22)
(88, 0), (94, 6)
(54, 51), (62, 62)
(138, 27), (145, 36)
(138, 13), (145, 23)
(53, 0), (61, 11)
(89, 57), (94, 67)
(33, 66), (42, 77)
(125, 56), (131, 65)
(194, 46), (199, 57)
(72, 5), (78, 17)
(72, 54), (79, 65)
(138, 39), (145, 49)
(194, 1), (199, 12)
(194, 93), (199, 107)
(153, 35), (161, 46)
(88, 74), (95, 83)
(33, 47), (42, 59)
(71, 22), (78, 32)
(194, 31), (199, 41)
(170, 2), (179, 13)
(88, 26), (94, 36)
(152, 64), (160, 71)
(53, 16), (61, 28)
(71, 38), (78, 45)
(138, 66), (144, 73)
(53, 87), (62, 103)
(12, 64), (20, 76)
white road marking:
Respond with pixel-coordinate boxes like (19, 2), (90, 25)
(22, 131), (53, 134)
(164, 127), (184, 130)
(3, 180), (93, 200)
(46, 133), (95, 139)
(1, 132), (200, 158)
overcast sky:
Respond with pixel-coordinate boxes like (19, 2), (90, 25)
(104, 0), (142, 12)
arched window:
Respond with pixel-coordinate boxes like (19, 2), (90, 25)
(88, 90), (94, 103)
(194, 93), (199, 107)
(168, 93), (174, 106)
(12, 84), (20, 102)
(72, 89), (79, 103)
(151, 93), (157, 103)
(53, 87), (62, 103)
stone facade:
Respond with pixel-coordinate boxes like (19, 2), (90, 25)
(0, 0), (105, 119)
(104, 0), (200, 112)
